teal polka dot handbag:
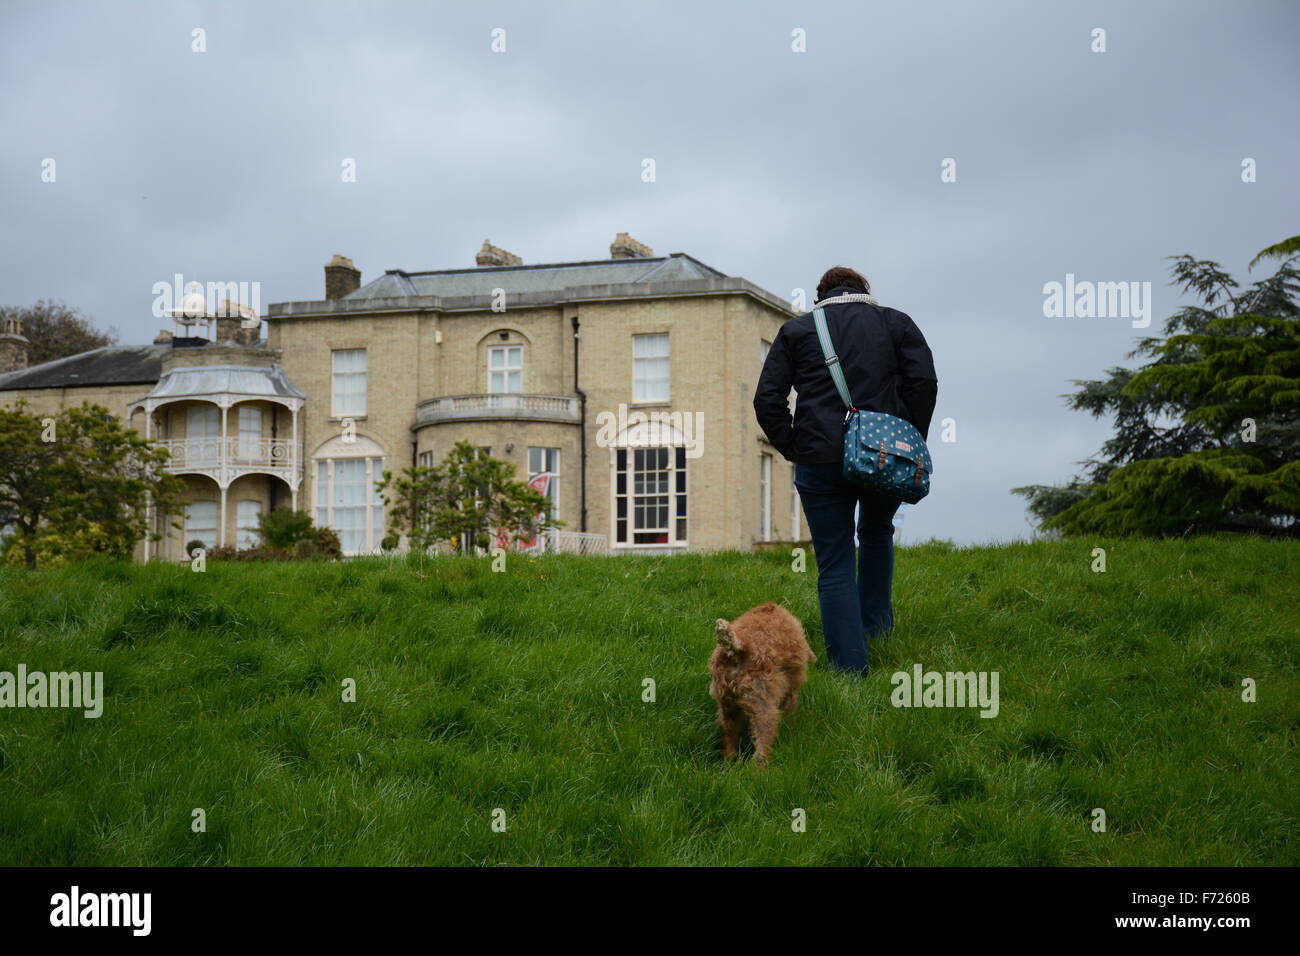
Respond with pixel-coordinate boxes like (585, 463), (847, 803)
(813, 307), (933, 503)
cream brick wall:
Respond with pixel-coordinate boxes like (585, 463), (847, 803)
(0, 383), (150, 428)
(564, 294), (794, 551)
(270, 313), (421, 501)
(270, 289), (794, 553)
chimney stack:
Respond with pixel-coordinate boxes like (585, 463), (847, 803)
(213, 300), (260, 345)
(325, 254), (361, 299)
(215, 301), (240, 344)
(475, 240), (522, 267)
(0, 316), (31, 373)
(610, 232), (653, 259)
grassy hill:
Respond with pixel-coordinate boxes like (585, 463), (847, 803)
(0, 537), (1295, 866)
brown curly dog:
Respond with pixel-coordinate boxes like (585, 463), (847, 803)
(708, 602), (815, 767)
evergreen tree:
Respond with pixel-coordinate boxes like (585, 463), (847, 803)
(1014, 236), (1299, 537)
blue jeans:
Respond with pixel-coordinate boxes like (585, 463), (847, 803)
(794, 461), (901, 676)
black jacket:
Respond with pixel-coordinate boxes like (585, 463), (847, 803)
(754, 285), (938, 464)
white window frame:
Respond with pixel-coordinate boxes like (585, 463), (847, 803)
(612, 445), (687, 548)
(632, 333), (670, 403)
(186, 405), (220, 467)
(237, 405), (262, 460)
(331, 349), (367, 418)
(791, 477), (802, 541)
(528, 447), (560, 519)
(488, 345), (523, 394)
(236, 499), (262, 550)
(184, 499), (218, 551)
(314, 455), (385, 555)
(760, 453), (772, 542)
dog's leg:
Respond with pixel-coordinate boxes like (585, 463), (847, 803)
(784, 669), (808, 712)
(717, 704), (742, 762)
(749, 701), (781, 768)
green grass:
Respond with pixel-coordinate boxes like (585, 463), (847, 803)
(0, 537), (1296, 865)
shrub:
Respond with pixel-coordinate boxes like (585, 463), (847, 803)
(293, 528), (342, 561)
(208, 526), (341, 563)
(255, 508), (317, 550)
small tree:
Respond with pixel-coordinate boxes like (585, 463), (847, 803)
(0, 401), (187, 568)
(380, 441), (558, 554)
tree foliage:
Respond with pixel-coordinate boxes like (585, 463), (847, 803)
(0, 401), (187, 568)
(1014, 237), (1299, 537)
(0, 300), (118, 366)
(380, 441), (558, 554)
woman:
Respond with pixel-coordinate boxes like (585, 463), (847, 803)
(754, 266), (938, 675)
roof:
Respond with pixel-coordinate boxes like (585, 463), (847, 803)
(0, 345), (168, 391)
(142, 364), (305, 402)
(344, 253), (727, 301)
(0, 340), (272, 393)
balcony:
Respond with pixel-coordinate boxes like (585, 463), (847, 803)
(414, 393), (581, 427)
(154, 437), (302, 483)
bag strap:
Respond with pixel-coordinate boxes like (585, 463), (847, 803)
(812, 308), (855, 410)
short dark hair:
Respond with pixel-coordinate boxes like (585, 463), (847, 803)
(817, 266), (870, 302)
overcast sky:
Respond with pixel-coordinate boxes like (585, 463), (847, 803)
(2, 0), (1297, 546)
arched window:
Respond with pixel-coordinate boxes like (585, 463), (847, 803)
(312, 435), (385, 555)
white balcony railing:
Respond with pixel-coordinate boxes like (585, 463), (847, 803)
(154, 437), (301, 473)
(414, 393), (581, 426)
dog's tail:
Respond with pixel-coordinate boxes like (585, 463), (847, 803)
(714, 618), (742, 654)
